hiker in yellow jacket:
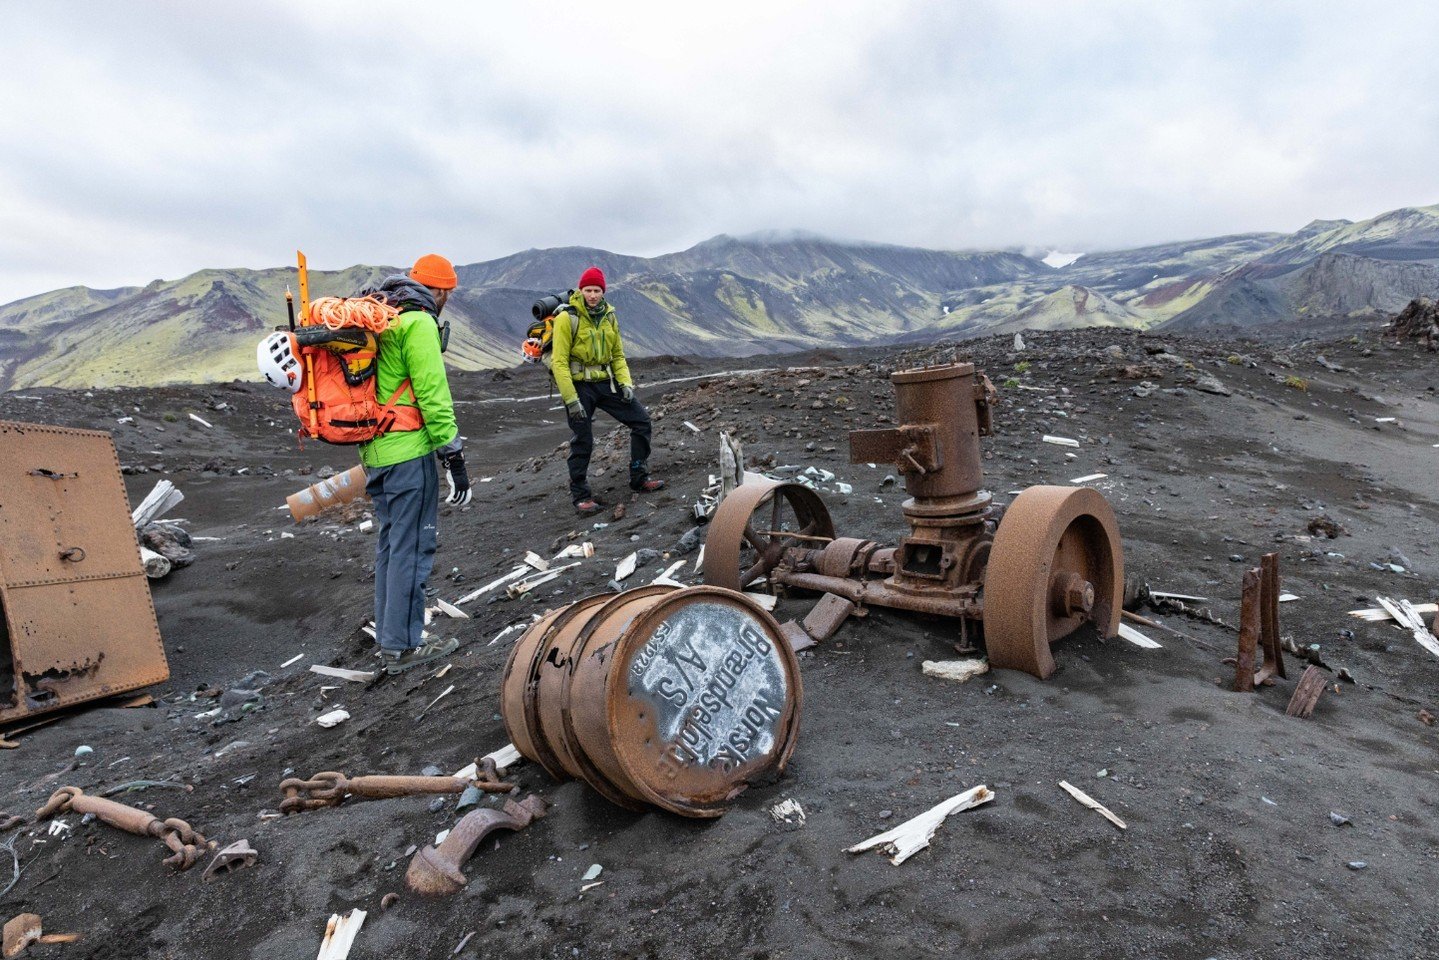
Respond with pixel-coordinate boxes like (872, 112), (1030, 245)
(551, 266), (665, 515)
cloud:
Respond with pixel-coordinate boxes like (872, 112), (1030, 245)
(1, 0), (1436, 304)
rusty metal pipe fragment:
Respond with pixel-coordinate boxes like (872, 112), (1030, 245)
(279, 768), (514, 815)
(405, 795), (550, 896)
(1235, 569), (1261, 692)
(35, 786), (214, 870)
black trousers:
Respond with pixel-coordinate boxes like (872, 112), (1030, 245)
(567, 380), (652, 503)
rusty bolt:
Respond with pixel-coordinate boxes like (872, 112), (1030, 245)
(1050, 572), (1095, 617)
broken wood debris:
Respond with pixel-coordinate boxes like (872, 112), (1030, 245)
(131, 479), (184, 529)
(308, 664), (376, 683)
(920, 659), (989, 683)
(453, 743), (523, 780)
(140, 545), (172, 579)
(1286, 665), (1328, 718)
(1374, 597), (1439, 659)
(315, 909), (366, 960)
(652, 560), (685, 584)
(187, 413), (213, 429)
(281, 653), (304, 668)
(744, 592), (779, 611)
(1041, 434), (1080, 447)
(434, 598), (469, 620)
(1348, 601), (1438, 622)
(614, 553), (638, 581)
(846, 785), (994, 865)
(454, 566), (528, 605)
(1058, 780), (1126, 830)
(769, 798), (806, 825)
(523, 551), (550, 572)
(1069, 473), (1107, 484)
(1116, 623), (1162, 649)
(314, 709), (349, 728)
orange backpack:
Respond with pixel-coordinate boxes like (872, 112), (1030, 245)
(288, 298), (425, 446)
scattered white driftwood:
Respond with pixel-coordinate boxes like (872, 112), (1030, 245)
(357, 519), (373, 534)
(653, 560), (685, 584)
(1058, 780), (1127, 830)
(651, 577), (687, 589)
(453, 743), (523, 780)
(719, 431), (744, 497)
(1069, 473), (1107, 484)
(508, 570), (560, 597)
(845, 785), (995, 865)
(131, 480), (184, 529)
(523, 551), (550, 572)
(615, 553), (638, 582)
(420, 684), (455, 716)
(1117, 624), (1162, 649)
(315, 908), (366, 960)
(693, 545), (706, 573)
(188, 413), (213, 429)
(1375, 416), (1397, 424)
(770, 798), (806, 825)
(744, 592), (779, 611)
(1278, 593), (1300, 603)
(1374, 597), (1439, 659)
(435, 598), (469, 620)
(309, 664), (376, 683)
(682, 420), (702, 434)
(455, 566), (528, 606)
(921, 659), (990, 683)
(1148, 591), (1207, 601)
(488, 621), (530, 646)
(1042, 435), (1080, 448)
(140, 546), (172, 579)
(553, 542), (594, 560)
(281, 653), (304, 668)
(1349, 601), (1438, 622)
(315, 709), (350, 728)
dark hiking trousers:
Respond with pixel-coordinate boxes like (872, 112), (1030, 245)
(567, 380), (652, 503)
(365, 453), (439, 652)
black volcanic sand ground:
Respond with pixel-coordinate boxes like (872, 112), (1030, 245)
(2, 331), (1437, 960)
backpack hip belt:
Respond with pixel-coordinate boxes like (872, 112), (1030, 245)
(569, 361), (612, 381)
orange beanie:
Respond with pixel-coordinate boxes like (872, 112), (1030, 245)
(409, 254), (458, 290)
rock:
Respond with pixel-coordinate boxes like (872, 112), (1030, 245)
(1307, 515), (1345, 539)
(634, 548), (661, 569)
(1346, 861), (1368, 870)
(75, 745), (93, 757)
(428, 796), (447, 813)
(316, 465), (337, 479)
(142, 522), (195, 568)
(421, 764), (442, 777)
(1014, 333), (1026, 351)
(1193, 374), (1232, 397)
(1104, 345), (1125, 359)
(219, 688), (262, 710)
(1330, 811), (1352, 826)
(675, 526), (705, 555)
(238, 670), (273, 690)
(456, 785), (484, 812)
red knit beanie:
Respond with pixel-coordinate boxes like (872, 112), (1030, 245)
(578, 266), (606, 292)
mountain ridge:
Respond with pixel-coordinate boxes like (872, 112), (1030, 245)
(3, 204), (1437, 390)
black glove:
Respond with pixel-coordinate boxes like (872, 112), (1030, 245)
(566, 400), (586, 422)
(621, 384), (634, 402)
(438, 448), (472, 507)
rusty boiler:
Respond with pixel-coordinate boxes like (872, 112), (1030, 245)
(702, 362), (1123, 679)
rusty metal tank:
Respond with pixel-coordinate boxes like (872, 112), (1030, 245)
(501, 585), (802, 818)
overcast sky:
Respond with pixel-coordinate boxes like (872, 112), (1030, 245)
(2, 0), (1436, 304)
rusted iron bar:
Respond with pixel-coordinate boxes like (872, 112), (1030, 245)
(1286, 665), (1328, 718)
(775, 570), (979, 619)
(35, 786), (214, 870)
(279, 766), (514, 815)
(1235, 568), (1261, 692)
(1257, 553), (1287, 682)
(405, 795), (551, 896)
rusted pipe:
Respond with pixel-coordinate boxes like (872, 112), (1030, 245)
(35, 786), (214, 870)
(775, 570), (980, 619)
(278, 769), (515, 815)
(405, 795), (551, 896)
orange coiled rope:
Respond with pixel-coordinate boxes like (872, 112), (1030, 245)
(307, 295), (400, 333)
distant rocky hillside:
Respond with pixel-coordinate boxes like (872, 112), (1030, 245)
(2, 203), (1437, 389)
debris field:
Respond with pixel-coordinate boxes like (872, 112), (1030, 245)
(1, 328), (1437, 959)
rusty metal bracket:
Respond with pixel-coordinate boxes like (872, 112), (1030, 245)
(405, 795), (550, 896)
(848, 425), (942, 474)
(35, 786), (214, 870)
(278, 765), (515, 815)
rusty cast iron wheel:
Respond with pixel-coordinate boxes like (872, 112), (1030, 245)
(983, 486), (1123, 679)
(702, 478), (835, 591)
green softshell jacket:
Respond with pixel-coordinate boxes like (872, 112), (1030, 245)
(357, 310), (458, 468)
(549, 292), (633, 406)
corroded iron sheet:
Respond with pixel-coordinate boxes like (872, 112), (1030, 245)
(0, 420), (169, 724)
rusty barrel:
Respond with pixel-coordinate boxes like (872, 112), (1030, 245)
(500, 585), (802, 818)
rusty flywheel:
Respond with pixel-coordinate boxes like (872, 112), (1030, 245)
(982, 485), (1123, 679)
(702, 477), (836, 591)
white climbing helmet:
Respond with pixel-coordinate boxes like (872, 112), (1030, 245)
(257, 331), (302, 393)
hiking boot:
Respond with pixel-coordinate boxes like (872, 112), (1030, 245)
(575, 499), (602, 516)
(379, 637), (459, 675)
(632, 478), (666, 494)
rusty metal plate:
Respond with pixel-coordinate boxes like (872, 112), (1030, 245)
(0, 421), (169, 724)
(802, 592), (855, 642)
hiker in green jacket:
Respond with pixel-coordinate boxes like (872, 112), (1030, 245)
(551, 266), (665, 515)
(358, 254), (470, 673)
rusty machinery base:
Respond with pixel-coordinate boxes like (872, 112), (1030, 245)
(703, 362), (1123, 679)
